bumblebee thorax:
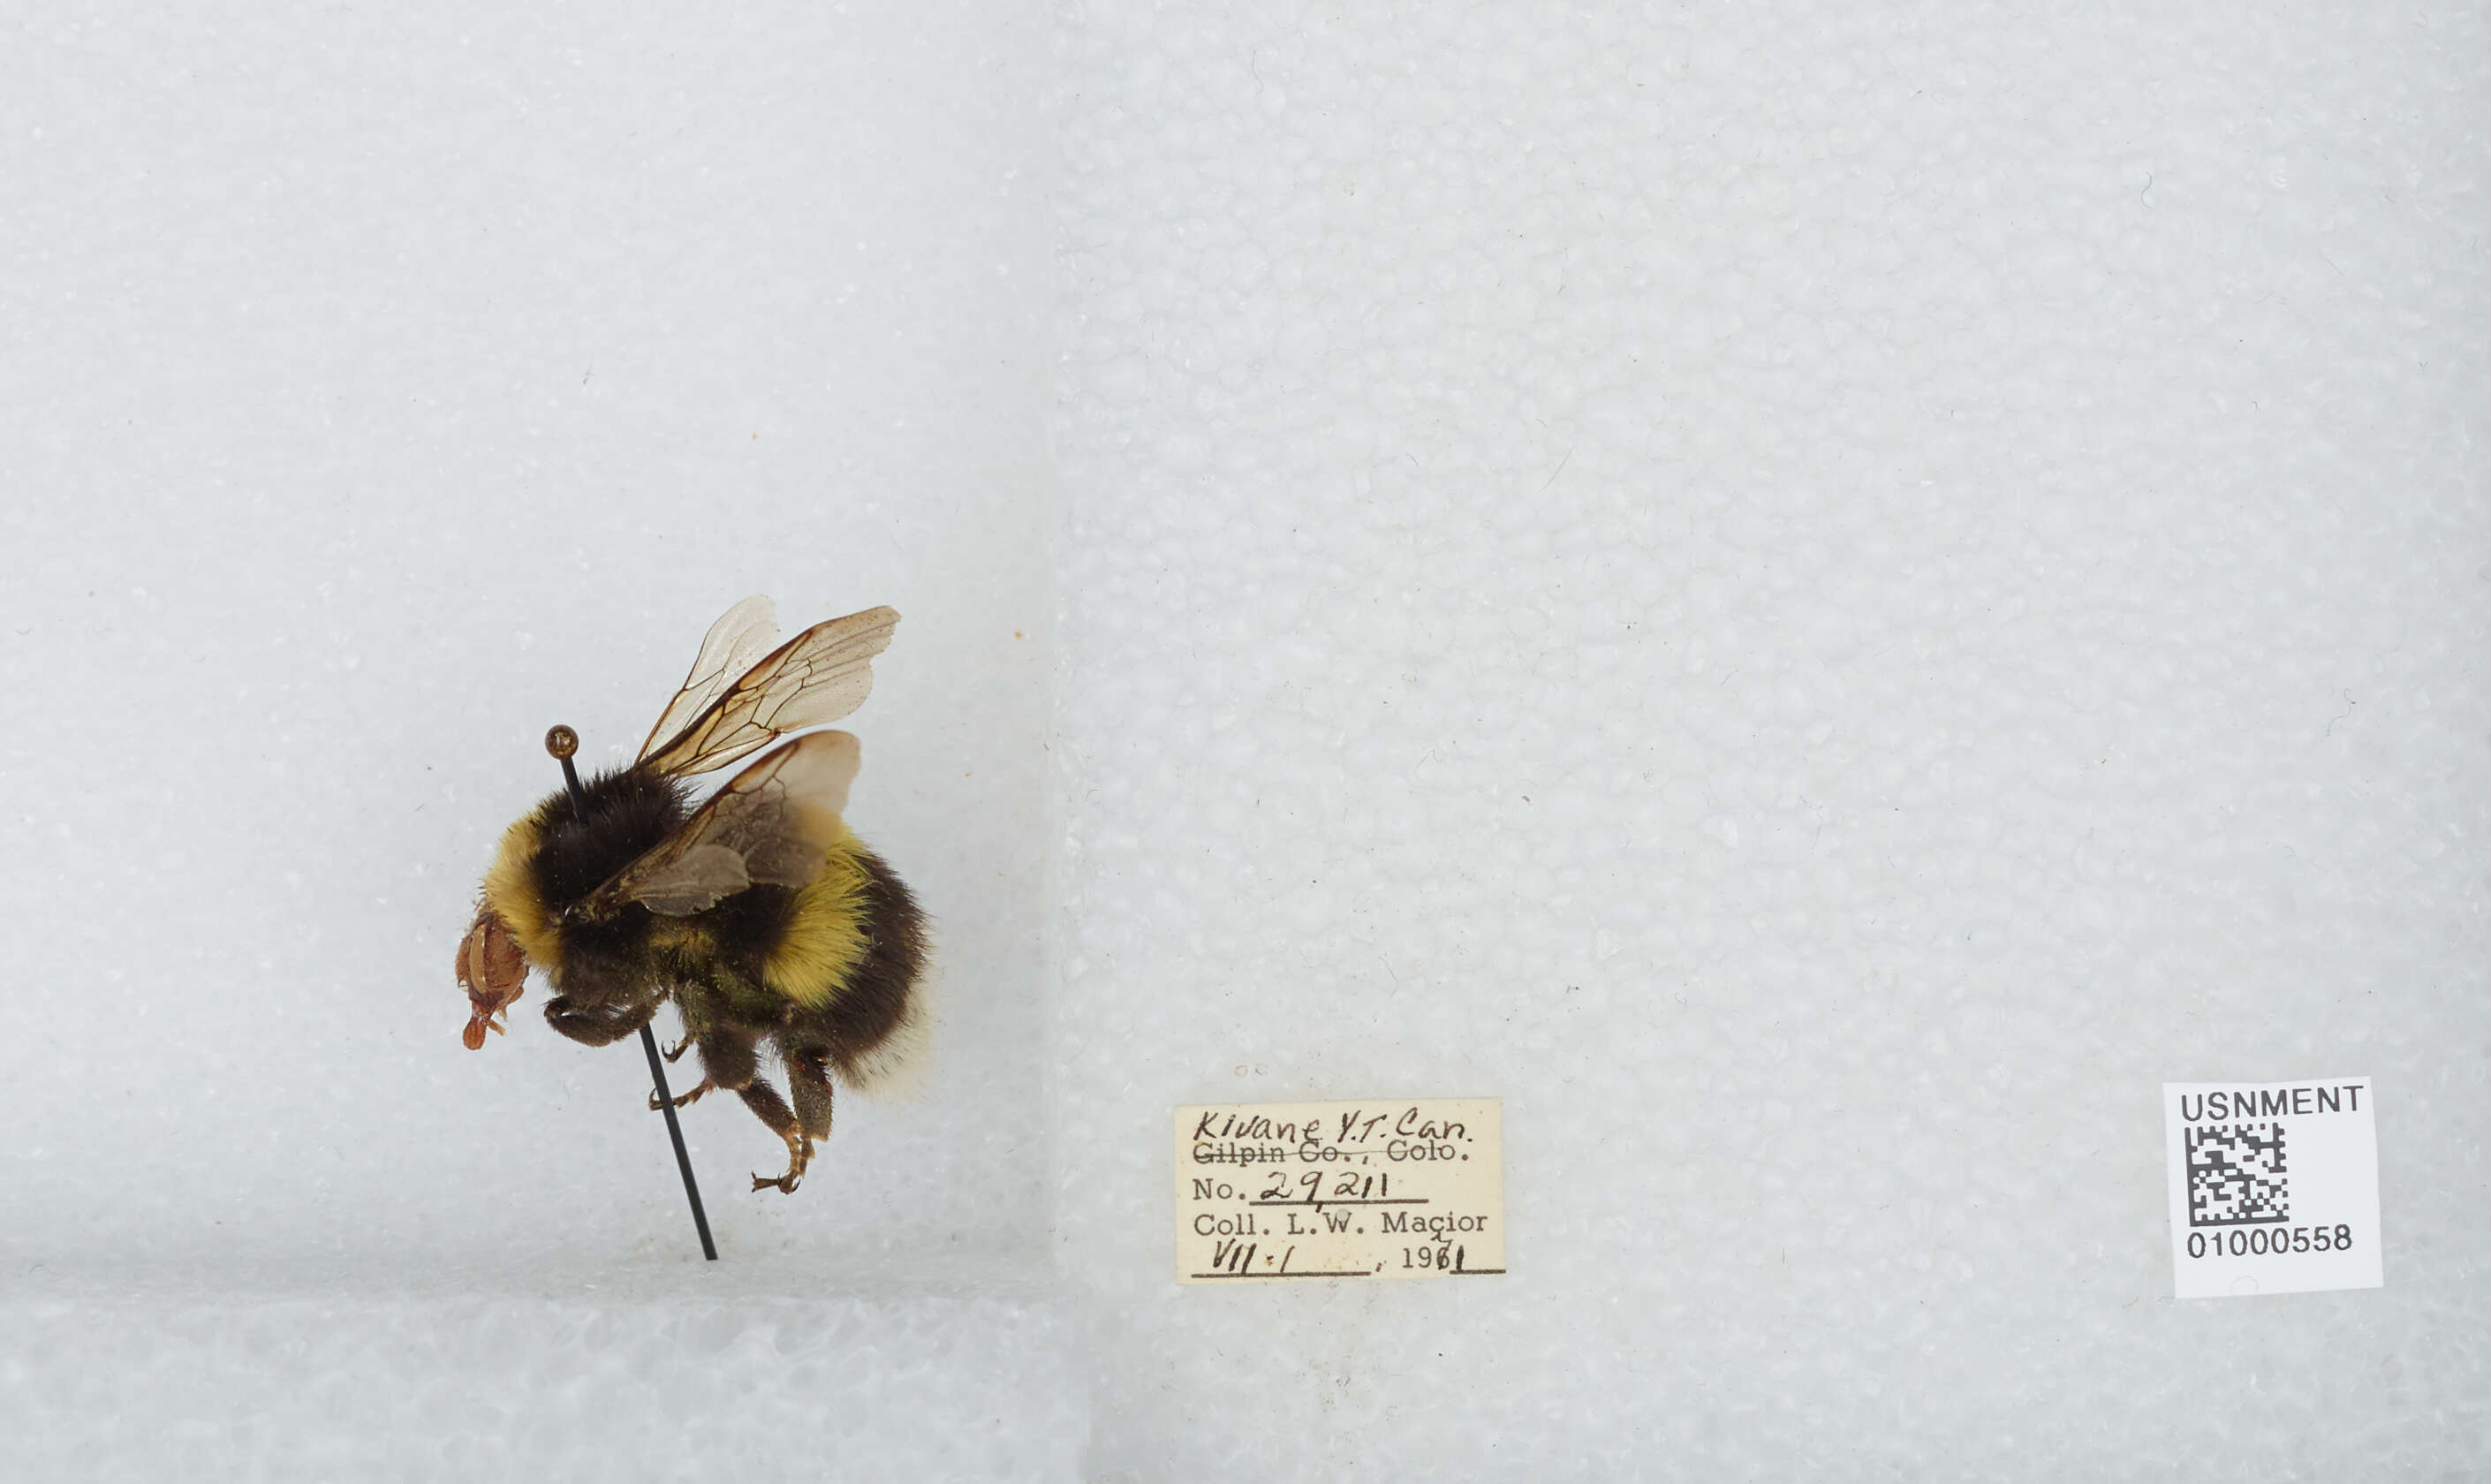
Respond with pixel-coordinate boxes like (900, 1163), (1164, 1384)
(528, 767), (692, 909)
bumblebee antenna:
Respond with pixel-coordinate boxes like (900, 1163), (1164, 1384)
(547, 723), (719, 1263)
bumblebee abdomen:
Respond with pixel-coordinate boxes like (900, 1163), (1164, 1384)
(814, 844), (929, 1089)
(761, 828), (878, 1009)
(759, 829), (928, 1089)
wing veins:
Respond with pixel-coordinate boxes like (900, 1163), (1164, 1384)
(638, 605), (898, 777)
(637, 595), (781, 762)
(576, 731), (863, 920)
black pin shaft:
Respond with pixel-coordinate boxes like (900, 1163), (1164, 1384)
(549, 725), (718, 1262)
(640, 1021), (718, 1261)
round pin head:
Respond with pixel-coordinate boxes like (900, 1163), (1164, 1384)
(545, 724), (579, 761)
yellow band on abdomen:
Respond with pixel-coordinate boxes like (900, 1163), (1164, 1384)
(761, 827), (875, 1009)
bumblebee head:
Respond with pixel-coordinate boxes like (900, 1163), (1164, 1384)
(455, 904), (528, 1050)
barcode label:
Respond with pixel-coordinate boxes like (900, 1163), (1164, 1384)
(2163, 1079), (2381, 1298)
(2185, 1123), (2290, 1226)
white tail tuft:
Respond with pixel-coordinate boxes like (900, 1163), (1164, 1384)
(835, 939), (939, 1100)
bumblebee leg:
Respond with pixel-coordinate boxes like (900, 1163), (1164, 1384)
(680, 1029), (809, 1192)
(542, 992), (661, 1049)
(784, 1044), (835, 1143)
(662, 1036), (694, 1064)
(648, 1078), (714, 1112)
(735, 1080), (813, 1194)
(691, 1028), (759, 1092)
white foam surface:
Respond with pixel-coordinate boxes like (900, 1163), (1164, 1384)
(4, 2), (1066, 1476)
(5, 1260), (1083, 1484)
(9, 0), (2489, 1479)
(1050, 1), (2488, 1477)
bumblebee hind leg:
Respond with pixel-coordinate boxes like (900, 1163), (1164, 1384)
(785, 1043), (835, 1143)
(744, 1044), (835, 1196)
(674, 1025), (806, 1192)
(738, 1080), (812, 1194)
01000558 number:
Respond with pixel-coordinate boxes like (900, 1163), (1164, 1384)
(2187, 1224), (2352, 1259)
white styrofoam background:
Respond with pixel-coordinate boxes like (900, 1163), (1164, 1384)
(1049, 1), (2488, 1478)
(3, 3), (1069, 1475)
(4, 0), (1053, 1271)
(7, 0), (2489, 1479)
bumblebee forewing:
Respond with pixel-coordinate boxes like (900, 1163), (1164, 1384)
(636, 594), (781, 761)
(637, 606), (897, 777)
(585, 730), (863, 919)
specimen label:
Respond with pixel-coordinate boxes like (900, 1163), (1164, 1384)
(2163, 1077), (2382, 1298)
(1175, 1097), (1504, 1283)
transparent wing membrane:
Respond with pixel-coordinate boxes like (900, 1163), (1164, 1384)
(636, 594), (782, 764)
(637, 605), (899, 778)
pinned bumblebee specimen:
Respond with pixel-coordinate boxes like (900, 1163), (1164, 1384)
(456, 597), (928, 1194)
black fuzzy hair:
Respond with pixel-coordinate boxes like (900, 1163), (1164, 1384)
(527, 766), (692, 911)
(817, 845), (928, 1081)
